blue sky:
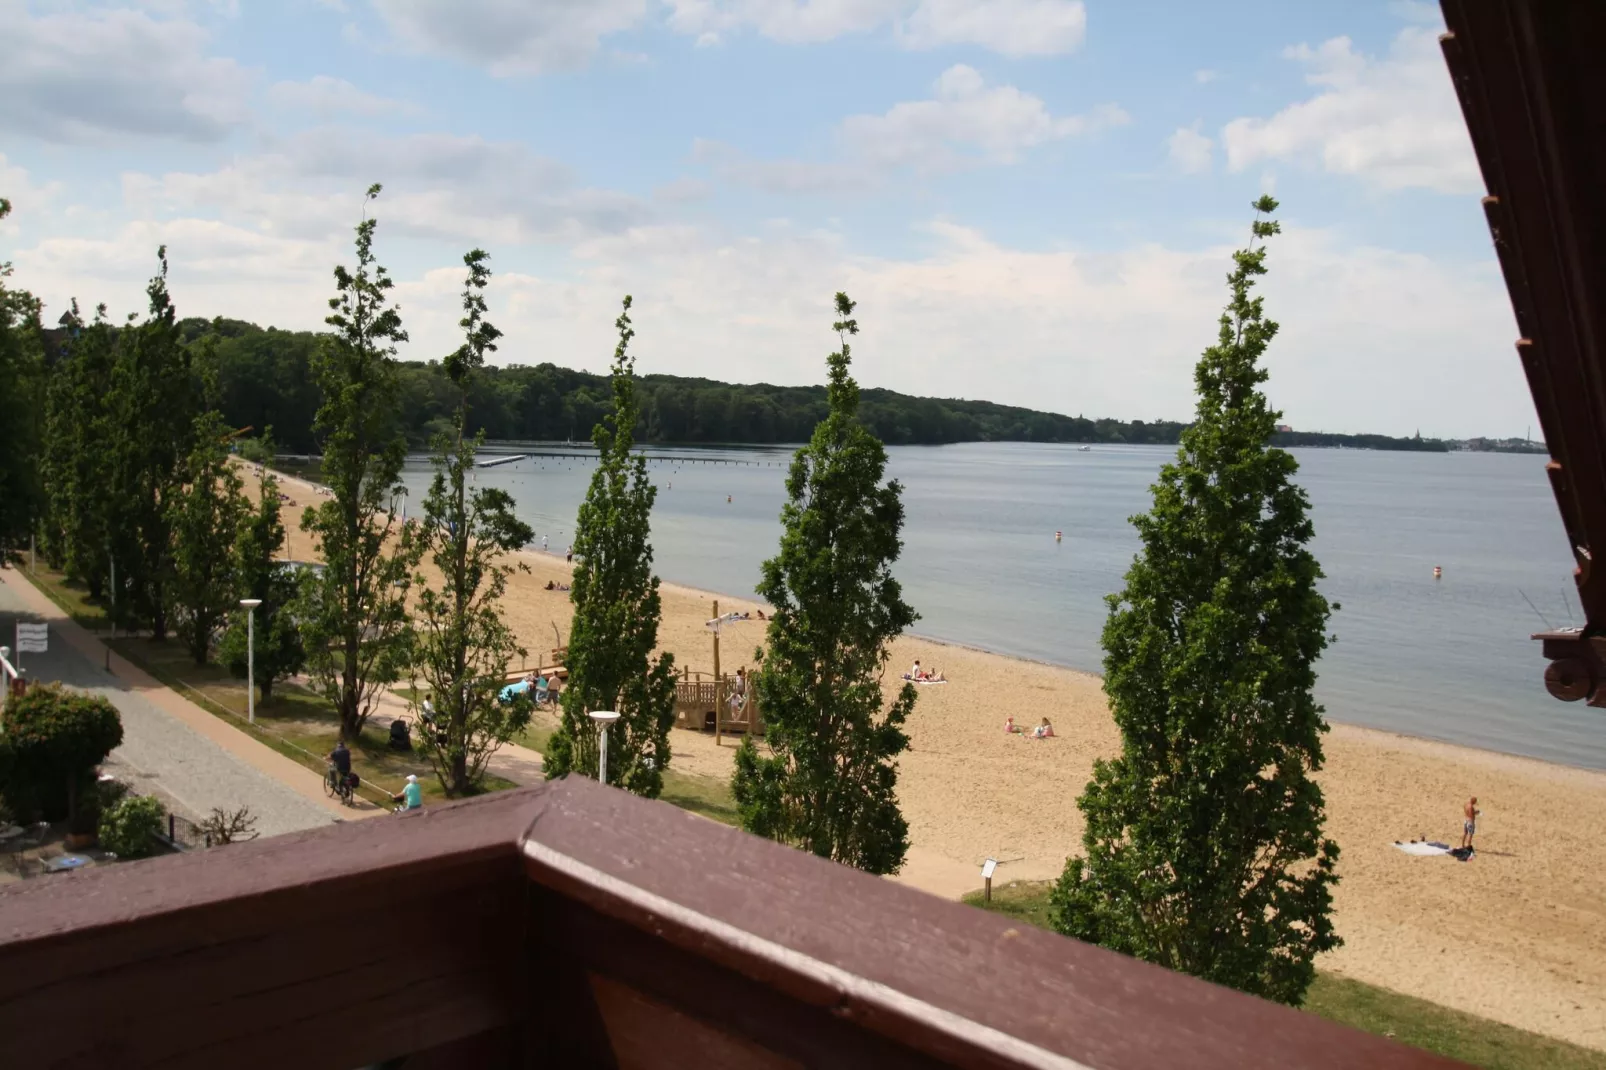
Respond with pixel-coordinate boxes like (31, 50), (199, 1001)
(1, 0), (1533, 437)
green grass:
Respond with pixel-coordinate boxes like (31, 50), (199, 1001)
(515, 715), (740, 825)
(960, 881), (1606, 1070)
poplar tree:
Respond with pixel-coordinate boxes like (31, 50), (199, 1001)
(543, 296), (677, 796)
(108, 247), (199, 639)
(731, 293), (917, 876)
(41, 301), (115, 593)
(168, 410), (248, 664)
(410, 250), (535, 795)
(299, 184), (416, 741)
(1049, 198), (1340, 1005)
(0, 197), (46, 557)
(220, 463), (305, 702)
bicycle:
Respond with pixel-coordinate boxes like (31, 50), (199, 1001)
(324, 764), (356, 806)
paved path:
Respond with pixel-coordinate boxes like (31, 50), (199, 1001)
(0, 569), (354, 838)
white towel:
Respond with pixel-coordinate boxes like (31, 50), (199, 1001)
(1393, 841), (1451, 856)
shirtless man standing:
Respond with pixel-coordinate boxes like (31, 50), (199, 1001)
(1461, 796), (1480, 849)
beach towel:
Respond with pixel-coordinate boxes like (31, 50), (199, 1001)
(910, 679), (948, 685)
(1393, 841), (1451, 856)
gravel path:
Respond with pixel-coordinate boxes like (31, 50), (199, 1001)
(0, 578), (338, 839)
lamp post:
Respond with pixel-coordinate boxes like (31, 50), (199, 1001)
(240, 599), (263, 724)
(588, 710), (620, 784)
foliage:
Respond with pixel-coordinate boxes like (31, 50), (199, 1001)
(41, 302), (118, 593)
(220, 468), (305, 701)
(543, 296), (677, 796)
(0, 683), (123, 825)
(168, 411), (249, 664)
(0, 197), (47, 555)
(409, 250), (535, 796)
(731, 293), (917, 875)
(1049, 198), (1340, 1006)
(965, 881), (1606, 1070)
(98, 794), (166, 859)
(106, 246), (201, 639)
(200, 805), (259, 846)
(297, 185), (417, 741)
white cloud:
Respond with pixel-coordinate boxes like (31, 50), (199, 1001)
(0, 2), (253, 143)
(844, 65), (1124, 170)
(704, 65), (1124, 190)
(371, 0), (648, 76)
(896, 0), (1086, 56)
(266, 76), (418, 119)
(1220, 26), (1479, 194)
(1166, 122), (1212, 175)
(381, 0), (1089, 68)
(1194, 68), (1218, 84)
(9, 202), (1528, 436)
(0, 156), (65, 231)
(120, 127), (652, 246)
(665, 0), (903, 45)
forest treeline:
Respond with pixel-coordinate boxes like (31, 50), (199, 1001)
(31, 315), (1454, 453)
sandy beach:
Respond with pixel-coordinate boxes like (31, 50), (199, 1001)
(259, 466), (1606, 1050)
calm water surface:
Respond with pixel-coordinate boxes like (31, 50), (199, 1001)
(400, 442), (1604, 770)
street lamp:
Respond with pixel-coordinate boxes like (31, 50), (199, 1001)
(588, 710), (620, 784)
(239, 599), (263, 724)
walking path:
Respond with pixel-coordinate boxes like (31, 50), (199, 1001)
(0, 569), (367, 837)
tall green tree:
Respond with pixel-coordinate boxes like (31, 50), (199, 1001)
(41, 302), (117, 595)
(220, 464), (305, 702)
(168, 410), (248, 664)
(1049, 198), (1340, 1006)
(298, 185), (416, 741)
(0, 197), (46, 558)
(108, 247), (200, 638)
(543, 296), (677, 796)
(409, 250), (534, 795)
(730, 293), (918, 876)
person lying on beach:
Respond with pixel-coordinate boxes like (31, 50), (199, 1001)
(1030, 718), (1055, 739)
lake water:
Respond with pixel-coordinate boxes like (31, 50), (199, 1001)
(399, 442), (1606, 770)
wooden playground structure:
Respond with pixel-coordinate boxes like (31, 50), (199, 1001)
(502, 604), (765, 744)
(674, 599), (765, 745)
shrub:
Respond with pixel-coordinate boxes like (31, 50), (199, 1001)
(99, 795), (166, 859)
(0, 682), (123, 824)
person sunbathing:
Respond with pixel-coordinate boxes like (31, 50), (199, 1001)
(1004, 716), (1022, 734)
(1030, 718), (1055, 739)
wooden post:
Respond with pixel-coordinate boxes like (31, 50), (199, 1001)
(984, 875), (992, 904)
(713, 600), (722, 747)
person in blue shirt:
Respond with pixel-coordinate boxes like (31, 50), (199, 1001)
(392, 774), (423, 812)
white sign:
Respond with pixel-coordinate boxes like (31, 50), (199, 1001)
(14, 623), (46, 653)
(981, 858), (998, 880)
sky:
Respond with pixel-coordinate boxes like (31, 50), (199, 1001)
(0, 0), (1536, 438)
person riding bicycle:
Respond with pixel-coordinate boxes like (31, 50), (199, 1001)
(327, 740), (354, 794)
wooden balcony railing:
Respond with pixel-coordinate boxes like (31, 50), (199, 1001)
(0, 777), (1460, 1068)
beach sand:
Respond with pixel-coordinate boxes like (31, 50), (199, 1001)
(259, 466), (1606, 1050)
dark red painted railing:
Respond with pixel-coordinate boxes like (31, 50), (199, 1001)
(0, 779), (1459, 1069)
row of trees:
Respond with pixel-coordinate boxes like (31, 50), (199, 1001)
(165, 316), (1187, 450)
(6, 186), (1341, 1009)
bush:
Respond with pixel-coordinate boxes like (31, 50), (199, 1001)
(98, 795), (166, 859)
(0, 683), (123, 824)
